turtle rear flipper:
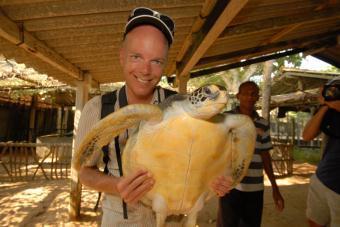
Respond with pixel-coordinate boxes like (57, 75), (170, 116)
(72, 104), (162, 171)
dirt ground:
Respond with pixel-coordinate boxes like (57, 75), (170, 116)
(0, 162), (316, 227)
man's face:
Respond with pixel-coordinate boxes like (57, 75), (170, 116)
(120, 25), (168, 100)
(237, 83), (259, 110)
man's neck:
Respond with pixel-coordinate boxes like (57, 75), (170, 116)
(239, 106), (254, 118)
(128, 95), (153, 104)
(125, 86), (154, 104)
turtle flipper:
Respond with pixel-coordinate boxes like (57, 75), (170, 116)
(72, 104), (163, 171)
(185, 192), (206, 227)
(152, 194), (167, 227)
(223, 114), (256, 187)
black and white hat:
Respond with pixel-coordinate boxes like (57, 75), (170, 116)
(124, 7), (175, 46)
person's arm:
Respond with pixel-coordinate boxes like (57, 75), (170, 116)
(302, 85), (340, 141)
(302, 105), (329, 141)
(75, 96), (154, 204)
(261, 150), (284, 212)
(79, 166), (155, 204)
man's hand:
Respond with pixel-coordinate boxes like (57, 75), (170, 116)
(272, 188), (284, 212)
(116, 169), (155, 204)
(210, 175), (232, 197)
(325, 100), (340, 112)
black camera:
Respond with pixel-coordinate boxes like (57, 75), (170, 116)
(322, 84), (340, 101)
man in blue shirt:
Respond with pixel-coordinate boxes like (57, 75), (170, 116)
(303, 77), (340, 227)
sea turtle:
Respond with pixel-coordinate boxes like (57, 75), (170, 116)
(73, 84), (256, 227)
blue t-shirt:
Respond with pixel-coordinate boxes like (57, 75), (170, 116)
(316, 109), (340, 194)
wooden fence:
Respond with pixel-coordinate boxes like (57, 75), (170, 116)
(0, 142), (72, 181)
(270, 115), (322, 148)
(270, 143), (294, 177)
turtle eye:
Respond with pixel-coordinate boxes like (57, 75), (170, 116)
(203, 87), (211, 95)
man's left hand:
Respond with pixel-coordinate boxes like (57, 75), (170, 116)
(210, 175), (232, 197)
(272, 188), (284, 212)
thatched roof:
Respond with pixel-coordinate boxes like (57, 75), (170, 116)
(0, 0), (339, 87)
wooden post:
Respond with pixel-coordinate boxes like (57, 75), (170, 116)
(28, 95), (38, 142)
(178, 74), (189, 94)
(62, 107), (69, 136)
(57, 107), (63, 135)
(291, 117), (295, 145)
(69, 73), (90, 220)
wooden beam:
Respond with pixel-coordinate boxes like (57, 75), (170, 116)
(0, 10), (83, 81)
(220, 6), (340, 38)
(264, 23), (302, 44)
(167, 0), (217, 75)
(177, 0), (249, 77)
(2, 1), (203, 20)
(178, 73), (189, 94)
(196, 31), (339, 68)
(190, 36), (337, 78)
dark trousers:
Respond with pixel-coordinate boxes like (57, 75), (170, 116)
(216, 189), (264, 227)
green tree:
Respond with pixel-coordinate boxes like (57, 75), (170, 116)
(188, 53), (304, 93)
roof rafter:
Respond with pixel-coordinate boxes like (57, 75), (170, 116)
(220, 7), (340, 38)
(196, 30), (339, 69)
(0, 9), (83, 81)
(176, 0), (249, 77)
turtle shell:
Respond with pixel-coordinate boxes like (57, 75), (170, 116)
(123, 112), (232, 213)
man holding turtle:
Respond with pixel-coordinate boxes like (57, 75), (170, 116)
(75, 7), (231, 226)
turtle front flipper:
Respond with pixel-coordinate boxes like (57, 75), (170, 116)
(223, 114), (256, 187)
(72, 104), (163, 171)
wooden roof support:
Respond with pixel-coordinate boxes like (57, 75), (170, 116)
(196, 31), (339, 68)
(264, 23), (302, 44)
(178, 73), (190, 94)
(0, 10), (83, 82)
(176, 0), (249, 78)
(1, 1), (204, 21)
(69, 72), (91, 220)
(220, 7), (340, 38)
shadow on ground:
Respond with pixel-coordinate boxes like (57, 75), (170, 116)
(0, 162), (316, 227)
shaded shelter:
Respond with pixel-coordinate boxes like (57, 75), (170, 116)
(0, 0), (338, 89)
(0, 0), (339, 220)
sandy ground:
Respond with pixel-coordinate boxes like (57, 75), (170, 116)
(0, 162), (316, 227)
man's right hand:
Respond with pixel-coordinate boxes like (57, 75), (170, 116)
(116, 169), (155, 204)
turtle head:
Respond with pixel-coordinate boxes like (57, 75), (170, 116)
(184, 84), (228, 119)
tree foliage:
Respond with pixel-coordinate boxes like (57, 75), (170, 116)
(188, 53), (305, 93)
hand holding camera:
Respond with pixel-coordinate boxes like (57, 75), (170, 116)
(320, 78), (340, 112)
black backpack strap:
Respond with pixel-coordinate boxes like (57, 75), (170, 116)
(100, 87), (129, 219)
(94, 91), (118, 211)
(101, 91), (117, 118)
(163, 87), (177, 98)
(115, 86), (129, 219)
(101, 90), (118, 174)
(100, 86), (128, 171)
